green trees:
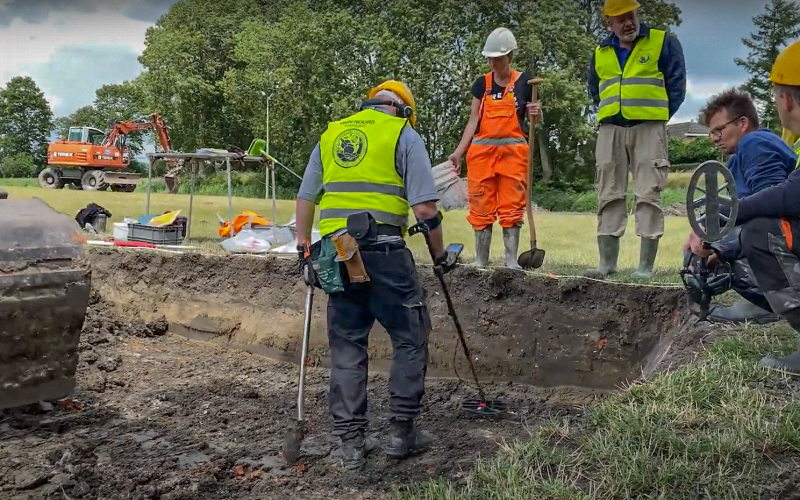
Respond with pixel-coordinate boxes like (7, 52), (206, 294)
(735, 0), (800, 131)
(0, 76), (54, 168)
(134, 0), (682, 190)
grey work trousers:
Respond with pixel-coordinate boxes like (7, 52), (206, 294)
(595, 122), (670, 239)
(326, 242), (432, 437)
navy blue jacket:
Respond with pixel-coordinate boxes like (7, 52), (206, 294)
(714, 130), (796, 260)
(587, 24), (687, 126)
(736, 155), (800, 226)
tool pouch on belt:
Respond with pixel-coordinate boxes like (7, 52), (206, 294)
(310, 237), (345, 294)
(334, 212), (374, 283)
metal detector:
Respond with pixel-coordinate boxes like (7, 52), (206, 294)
(680, 160), (739, 320)
(408, 222), (506, 417)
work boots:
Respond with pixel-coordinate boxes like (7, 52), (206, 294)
(339, 430), (380, 470)
(474, 228), (492, 268)
(584, 235), (620, 278)
(708, 299), (781, 324)
(760, 308), (800, 375)
(630, 237), (659, 280)
(385, 417), (432, 460)
(503, 226), (523, 270)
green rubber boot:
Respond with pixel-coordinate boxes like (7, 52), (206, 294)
(631, 237), (660, 280)
(584, 235), (620, 279)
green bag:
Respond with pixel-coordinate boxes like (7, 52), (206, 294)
(313, 236), (345, 294)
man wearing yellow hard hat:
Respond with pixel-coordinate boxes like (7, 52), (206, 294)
(695, 39), (800, 374)
(585, 0), (686, 280)
(295, 79), (457, 468)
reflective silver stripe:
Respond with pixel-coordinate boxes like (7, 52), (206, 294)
(599, 96), (620, 108)
(324, 181), (405, 198)
(621, 77), (665, 87)
(320, 208), (407, 227)
(793, 138), (800, 152)
(621, 98), (669, 108)
(599, 76), (621, 94)
(471, 137), (527, 146)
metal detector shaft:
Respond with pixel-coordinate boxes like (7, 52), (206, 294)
(431, 265), (487, 401)
(297, 284), (313, 421)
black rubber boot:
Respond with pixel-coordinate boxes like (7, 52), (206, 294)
(760, 308), (800, 376)
(385, 418), (432, 460)
(708, 299), (781, 325)
(630, 237), (659, 280)
(584, 235), (620, 278)
(339, 430), (380, 470)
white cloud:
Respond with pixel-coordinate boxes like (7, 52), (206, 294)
(0, 1), (160, 117)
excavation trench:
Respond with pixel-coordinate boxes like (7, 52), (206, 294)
(85, 248), (692, 395)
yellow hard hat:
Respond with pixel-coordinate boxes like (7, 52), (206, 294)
(602, 0), (640, 17)
(770, 39), (800, 87)
(368, 80), (417, 127)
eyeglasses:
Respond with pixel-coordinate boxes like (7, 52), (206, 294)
(709, 116), (744, 139)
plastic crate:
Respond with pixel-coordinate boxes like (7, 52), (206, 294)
(127, 223), (185, 245)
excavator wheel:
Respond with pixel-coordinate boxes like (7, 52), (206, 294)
(38, 167), (64, 189)
(0, 198), (90, 410)
(81, 170), (108, 191)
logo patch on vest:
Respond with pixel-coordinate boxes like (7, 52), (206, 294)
(638, 54), (651, 64)
(333, 129), (368, 168)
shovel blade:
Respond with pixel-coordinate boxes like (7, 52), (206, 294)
(518, 247), (546, 269)
(282, 419), (305, 465)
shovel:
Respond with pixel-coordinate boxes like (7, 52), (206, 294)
(282, 282), (314, 465)
(517, 77), (546, 269)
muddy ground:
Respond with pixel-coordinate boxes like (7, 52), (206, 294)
(0, 249), (704, 499)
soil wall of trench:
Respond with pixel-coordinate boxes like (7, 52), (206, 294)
(85, 248), (692, 392)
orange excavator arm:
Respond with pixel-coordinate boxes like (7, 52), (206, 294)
(103, 113), (172, 153)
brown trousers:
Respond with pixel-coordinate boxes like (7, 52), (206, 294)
(594, 122), (670, 239)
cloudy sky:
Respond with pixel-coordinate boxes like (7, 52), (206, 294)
(0, 0), (793, 124)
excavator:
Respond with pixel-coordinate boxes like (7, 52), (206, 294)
(40, 113), (184, 193)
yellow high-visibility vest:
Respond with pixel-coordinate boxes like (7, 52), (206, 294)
(595, 29), (669, 121)
(318, 108), (410, 237)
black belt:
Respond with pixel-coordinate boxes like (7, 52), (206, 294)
(376, 224), (402, 237)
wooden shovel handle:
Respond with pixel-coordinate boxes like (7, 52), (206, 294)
(526, 78), (543, 243)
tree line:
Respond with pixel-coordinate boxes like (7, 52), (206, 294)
(0, 0), (797, 192)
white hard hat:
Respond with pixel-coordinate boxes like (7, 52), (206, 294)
(482, 27), (517, 58)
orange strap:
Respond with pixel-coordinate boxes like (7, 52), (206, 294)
(781, 218), (793, 251)
(477, 70), (521, 119)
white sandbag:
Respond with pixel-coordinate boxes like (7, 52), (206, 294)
(432, 161), (468, 211)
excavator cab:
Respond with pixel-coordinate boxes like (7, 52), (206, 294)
(66, 126), (106, 145)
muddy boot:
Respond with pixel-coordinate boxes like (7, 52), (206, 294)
(708, 299), (781, 325)
(630, 237), (659, 280)
(339, 430), (380, 470)
(502, 226), (522, 270)
(474, 228), (492, 268)
(385, 418), (432, 460)
(584, 235), (619, 278)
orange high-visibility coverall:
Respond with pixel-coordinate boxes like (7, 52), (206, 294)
(465, 71), (529, 230)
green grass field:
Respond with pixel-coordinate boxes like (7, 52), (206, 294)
(2, 184), (693, 284)
(4, 182), (800, 499)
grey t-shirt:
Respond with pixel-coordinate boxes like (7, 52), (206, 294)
(297, 111), (440, 210)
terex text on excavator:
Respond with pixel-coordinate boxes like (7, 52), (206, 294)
(40, 113), (183, 193)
